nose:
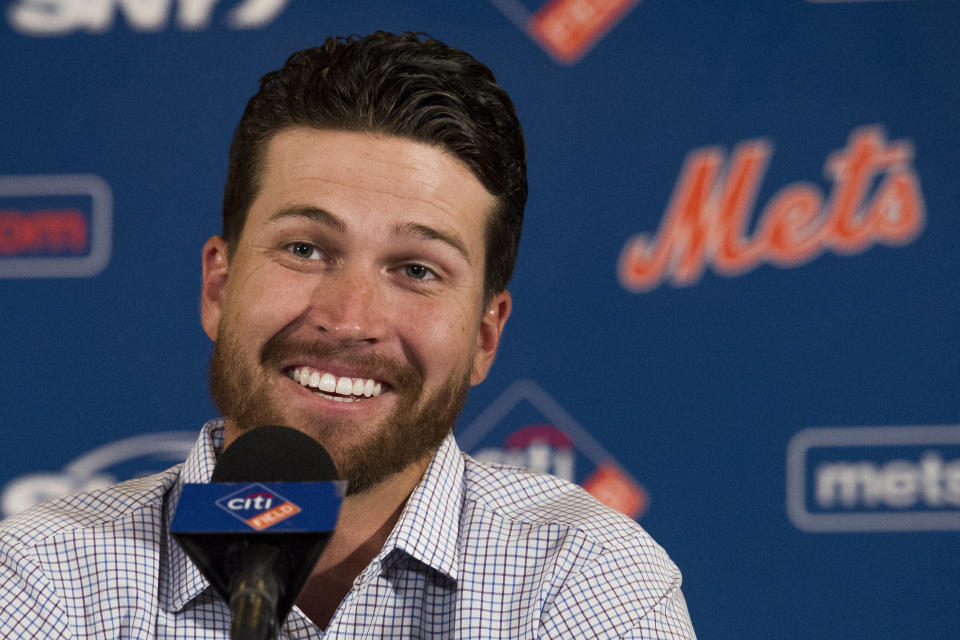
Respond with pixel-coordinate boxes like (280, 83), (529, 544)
(307, 265), (386, 345)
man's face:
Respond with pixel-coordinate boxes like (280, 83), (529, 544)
(200, 128), (510, 493)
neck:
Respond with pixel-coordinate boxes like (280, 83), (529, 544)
(294, 453), (433, 630)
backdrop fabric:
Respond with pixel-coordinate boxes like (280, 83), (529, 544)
(2, 1), (958, 638)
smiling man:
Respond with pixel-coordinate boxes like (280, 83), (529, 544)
(203, 128), (503, 498)
(0, 32), (695, 638)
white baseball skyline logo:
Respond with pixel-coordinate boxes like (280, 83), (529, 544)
(1, 431), (196, 517)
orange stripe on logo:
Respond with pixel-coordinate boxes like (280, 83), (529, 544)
(245, 501), (301, 531)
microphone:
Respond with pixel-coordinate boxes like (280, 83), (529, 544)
(172, 426), (343, 640)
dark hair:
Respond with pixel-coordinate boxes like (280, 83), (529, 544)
(222, 31), (527, 301)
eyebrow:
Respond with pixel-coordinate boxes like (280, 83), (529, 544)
(391, 221), (471, 264)
(266, 204), (471, 263)
(267, 205), (345, 232)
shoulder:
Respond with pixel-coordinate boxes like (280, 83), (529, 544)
(460, 455), (695, 638)
(0, 467), (182, 635)
(459, 453), (680, 579)
(461, 454), (657, 549)
(0, 465), (180, 550)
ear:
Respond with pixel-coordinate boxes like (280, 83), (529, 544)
(470, 290), (512, 386)
(200, 235), (230, 341)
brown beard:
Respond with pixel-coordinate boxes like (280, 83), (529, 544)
(209, 323), (470, 494)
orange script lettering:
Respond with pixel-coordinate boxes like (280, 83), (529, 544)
(618, 127), (925, 292)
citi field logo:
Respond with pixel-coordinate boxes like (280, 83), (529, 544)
(459, 379), (648, 519)
(216, 484), (301, 531)
(618, 126), (925, 292)
(0, 174), (112, 278)
(786, 425), (960, 533)
(490, 0), (641, 64)
(6, 0), (288, 36)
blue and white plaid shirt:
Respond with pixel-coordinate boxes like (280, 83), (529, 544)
(0, 419), (695, 638)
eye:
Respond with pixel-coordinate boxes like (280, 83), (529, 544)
(403, 263), (436, 280)
(287, 242), (321, 260)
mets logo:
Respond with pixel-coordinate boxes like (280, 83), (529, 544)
(787, 425), (960, 533)
(458, 379), (649, 519)
(215, 483), (301, 531)
(618, 126), (925, 292)
(490, 0), (642, 64)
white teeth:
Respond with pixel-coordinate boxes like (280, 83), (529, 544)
(319, 373), (337, 393)
(290, 367), (384, 399)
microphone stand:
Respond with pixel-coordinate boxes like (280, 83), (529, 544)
(228, 543), (288, 640)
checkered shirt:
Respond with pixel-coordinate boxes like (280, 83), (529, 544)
(0, 419), (695, 638)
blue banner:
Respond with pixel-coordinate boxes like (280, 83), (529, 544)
(2, 1), (958, 638)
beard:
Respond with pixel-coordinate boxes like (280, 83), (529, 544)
(209, 322), (470, 495)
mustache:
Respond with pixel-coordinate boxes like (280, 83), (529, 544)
(259, 333), (424, 392)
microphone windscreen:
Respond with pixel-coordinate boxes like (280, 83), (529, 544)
(211, 425), (338, 482)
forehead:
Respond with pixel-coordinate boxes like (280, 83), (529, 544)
(250, 127), (494, 243)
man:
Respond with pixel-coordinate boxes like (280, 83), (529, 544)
(0, 32), (695, 638)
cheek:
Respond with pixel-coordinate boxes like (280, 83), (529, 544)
(223, 265), (310, 337)
(400, 299), (478, 374)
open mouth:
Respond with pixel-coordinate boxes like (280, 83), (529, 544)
(287, 366), (385, 403)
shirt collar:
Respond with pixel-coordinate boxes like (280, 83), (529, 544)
(160, 418), (224, 613)
(160, 423), (466, 612)
(368, 433), (465, 583)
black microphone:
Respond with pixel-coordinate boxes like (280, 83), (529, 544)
(172, 426), (342, 640)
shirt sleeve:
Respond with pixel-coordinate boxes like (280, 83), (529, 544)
(0, 533), (71, 639)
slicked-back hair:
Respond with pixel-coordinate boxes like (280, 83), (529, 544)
(222, 31), (527, 302)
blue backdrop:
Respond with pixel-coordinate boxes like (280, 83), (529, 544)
(2, 1), (959, 638)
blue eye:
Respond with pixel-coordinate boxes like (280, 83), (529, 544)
(289, 242), (319, 259)
(404, 264), (435, 280)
